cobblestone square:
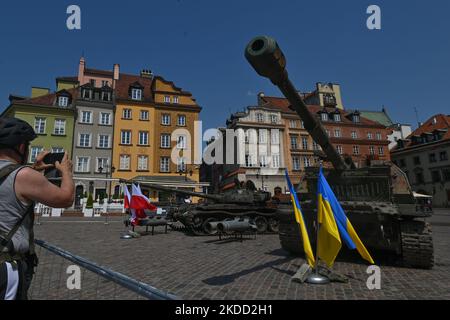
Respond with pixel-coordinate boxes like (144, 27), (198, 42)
(29, 209), (450, 300)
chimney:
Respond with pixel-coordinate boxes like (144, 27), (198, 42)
(31, 87), (50, 98)
(113, 64), (120, 81)
(140, 69), (153, 78)
(78, 57), (85, 83)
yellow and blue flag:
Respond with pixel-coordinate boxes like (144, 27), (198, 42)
(317, 167), (375, 266)
(285, 169), (315, 267)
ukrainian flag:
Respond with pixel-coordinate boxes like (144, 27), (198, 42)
(285, 169), (315, 267)
(317, 167), (375, 266)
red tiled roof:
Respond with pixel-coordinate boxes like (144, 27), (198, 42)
(85, 68), (113, 77)
(17, 88), (79, 107)
(115, 73), (154, 103)
(260, 95), (386, 127)
(407, 114), (450, 139)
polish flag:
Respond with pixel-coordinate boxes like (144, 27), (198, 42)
(123, 184), (131, 209)
(131, 184), (157, 212)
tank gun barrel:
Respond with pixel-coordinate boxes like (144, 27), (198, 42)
(119, 179), (222, 201)
(245, 36), (351, 171)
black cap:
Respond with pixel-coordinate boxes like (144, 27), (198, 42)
(0, 117), (37, 148)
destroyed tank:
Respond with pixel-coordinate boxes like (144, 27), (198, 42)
(128, 181), (283, 235)
(244, 36), (434, 269)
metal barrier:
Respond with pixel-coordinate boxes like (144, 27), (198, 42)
(31, 239), (179, 300)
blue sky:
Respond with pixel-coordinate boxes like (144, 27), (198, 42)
(0, 0), (449, 131)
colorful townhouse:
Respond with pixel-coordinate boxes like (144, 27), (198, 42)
(1, 87), (76, 163)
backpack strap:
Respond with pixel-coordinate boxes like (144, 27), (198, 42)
(0, 164), (30, 253)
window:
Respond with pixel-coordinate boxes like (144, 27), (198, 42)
(160, 157), (170, 172)
(58, 96), (69, 107)
(173, 96), (179, 104)
(30, 146), (43, 163)
(303, 157), (311, 168)
(367, 132), (373, 140)
(140, 110), (149, 121)
(289, 120), (297, 128)
(100, 112), (111, 125)
(443, 168), (450, 182)
(123, 109), (132, 119)
(369, 146), (375, 155)
(351, 131), (358, 139)
(82, 89), (92, 100)
(337, 145), (343, 155)
(429, 153), (437, 163)
(161, 114), (171, 125)
(34, 117), (46, 134)
(96, 158), (109, 172)
(300, 121), (305, 129)
(270, 115), (278, 124)
(80, 111), (92, 124)
(245, 155), (254, 167)
(54, 119), (66, 135)
(177, 115), (186, 126)
(260, 156), (268, 168)
(76, 157), (90, 173)
(98, 135), (110, 148)
(272, 154), (280, 168)
(353, 114), (360, 123)
(51, 147), (64, 153)
(290, 136), (298, 150)
(256, 113), (264, 123)
(413, 157), (421, 165)
(313, 142), (320, 151)
(399, 159), (406, 167)
(79, 133), (91, 147)
(271, 130), (280, 145)
(301, 136), (308, 150)
(321, 113), (328, 121)
(353, 146), (360, 155)
(90, 79), (96, 87)
(131, 88), (142, 100)
(177, 135), (186, 149)
(138, 131), (149, 146)
(119, 155), (130, 170)
(378, 146), (384, 155)
(245, 131), (249, 143)
(334, 129), (341, 138)
(174, 157), (185, 172)
(440, 151), (448, 161)
(121, 130), (131, 145)
(101, 91), (111, 102)
(415, 172), (424, 184)
(376, 133), (382, 140)
(334, 114), (341, 122)
(161, 134), (171, 148)
(431, 171), (441, 183)
(259, 130), (267, 144)
(164, 96), (171, 103)
(137, 156), (148, 171)
(292, 157), (301, 171)
(101, 80), (109, 87)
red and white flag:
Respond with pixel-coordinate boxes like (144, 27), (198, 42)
(123, 184), (131, 209)
(131, 184), (157, 212)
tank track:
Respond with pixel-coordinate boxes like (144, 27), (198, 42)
(400, 220), (434, 269)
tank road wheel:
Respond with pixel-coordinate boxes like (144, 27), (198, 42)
(400, 220), (434, 269)
(278, 210), (303, 255)
(189, 216), (206, 236)
(268, 218), (279, 233)
(254, 217), (268, 233)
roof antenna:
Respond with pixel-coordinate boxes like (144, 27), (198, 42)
(414, 107), (421, 128)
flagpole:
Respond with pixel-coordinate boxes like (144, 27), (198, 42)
(306, 163), (330, 285)
(120, 183), (133, 240)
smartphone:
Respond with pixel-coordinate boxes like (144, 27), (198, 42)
(42, 152), (65, 180)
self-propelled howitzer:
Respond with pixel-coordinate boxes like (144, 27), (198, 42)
(245, 36), (434, 269)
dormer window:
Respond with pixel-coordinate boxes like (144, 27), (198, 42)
(58, 96), (69, 107)
(131, 88), (142, 100)
(320, 113), (328, 122)
(333, 113), (341, 122)
(323, 93), (336, 106)
(82, 89), (92, 100)
(256, 113), (264, 123)
(101, 91), (111, 102)
(164, 96), (171, 103)
(352, 112), (361, 123)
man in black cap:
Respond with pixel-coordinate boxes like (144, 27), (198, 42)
(0, 117), (74, 300)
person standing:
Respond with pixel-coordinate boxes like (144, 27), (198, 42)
(0, 117), (74, 300)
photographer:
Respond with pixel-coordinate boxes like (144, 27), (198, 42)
(0, 117), (74, 300)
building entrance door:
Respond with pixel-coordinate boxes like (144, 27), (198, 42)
(75, 185), (84, 210)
